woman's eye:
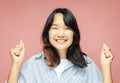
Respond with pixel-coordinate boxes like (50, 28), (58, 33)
(65, 27), (72, 30)
(51, 27), (58, 29)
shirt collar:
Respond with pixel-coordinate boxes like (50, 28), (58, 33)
(34, 52), (74, 69)
(34, 52), (45, 59)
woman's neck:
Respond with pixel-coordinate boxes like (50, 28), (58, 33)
(57, 50), (67, 59)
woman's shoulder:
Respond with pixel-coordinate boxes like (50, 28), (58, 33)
(83, 55), (101, 73)
(28, 52), (45, 61)
(21, 52), (45, 68)
(19, 52), (47, 78)
(84, 55), (98, 67)
(84, 55), (93, 63)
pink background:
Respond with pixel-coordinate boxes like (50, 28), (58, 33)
(0, 0), (120, 83)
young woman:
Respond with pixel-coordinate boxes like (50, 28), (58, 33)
(7, 8), (114, 83)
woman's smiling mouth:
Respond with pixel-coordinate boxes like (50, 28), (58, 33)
(55, 39), (67, 44)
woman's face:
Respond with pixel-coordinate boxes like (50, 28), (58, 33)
(49, 13), (74, 52)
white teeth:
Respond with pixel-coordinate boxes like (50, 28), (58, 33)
(56, 39), (65, 43)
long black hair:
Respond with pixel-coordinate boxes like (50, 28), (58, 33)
(42, 8), (87, 68)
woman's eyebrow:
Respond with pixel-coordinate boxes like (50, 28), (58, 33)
(52, 24), (58, 26)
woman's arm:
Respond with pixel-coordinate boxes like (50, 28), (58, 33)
(100, 44), (114, 83)
(7, 40), (25, 83)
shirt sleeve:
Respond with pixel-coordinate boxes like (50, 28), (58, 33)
(91, 61), (102, 83)
(18, 61), (29, 83)
(86, 56), (102, 83)
(18, 59), (36, 83)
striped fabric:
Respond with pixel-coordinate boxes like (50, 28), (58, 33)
(18, 52), (102, 83)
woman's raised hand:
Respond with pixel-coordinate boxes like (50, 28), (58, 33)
(100, 44), (114, 67)
(10, 40), (25, 64)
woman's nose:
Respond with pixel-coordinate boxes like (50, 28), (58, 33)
(57, 29), (65, 37)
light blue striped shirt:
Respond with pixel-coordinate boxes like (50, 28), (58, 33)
(18, 52), (102, 83)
